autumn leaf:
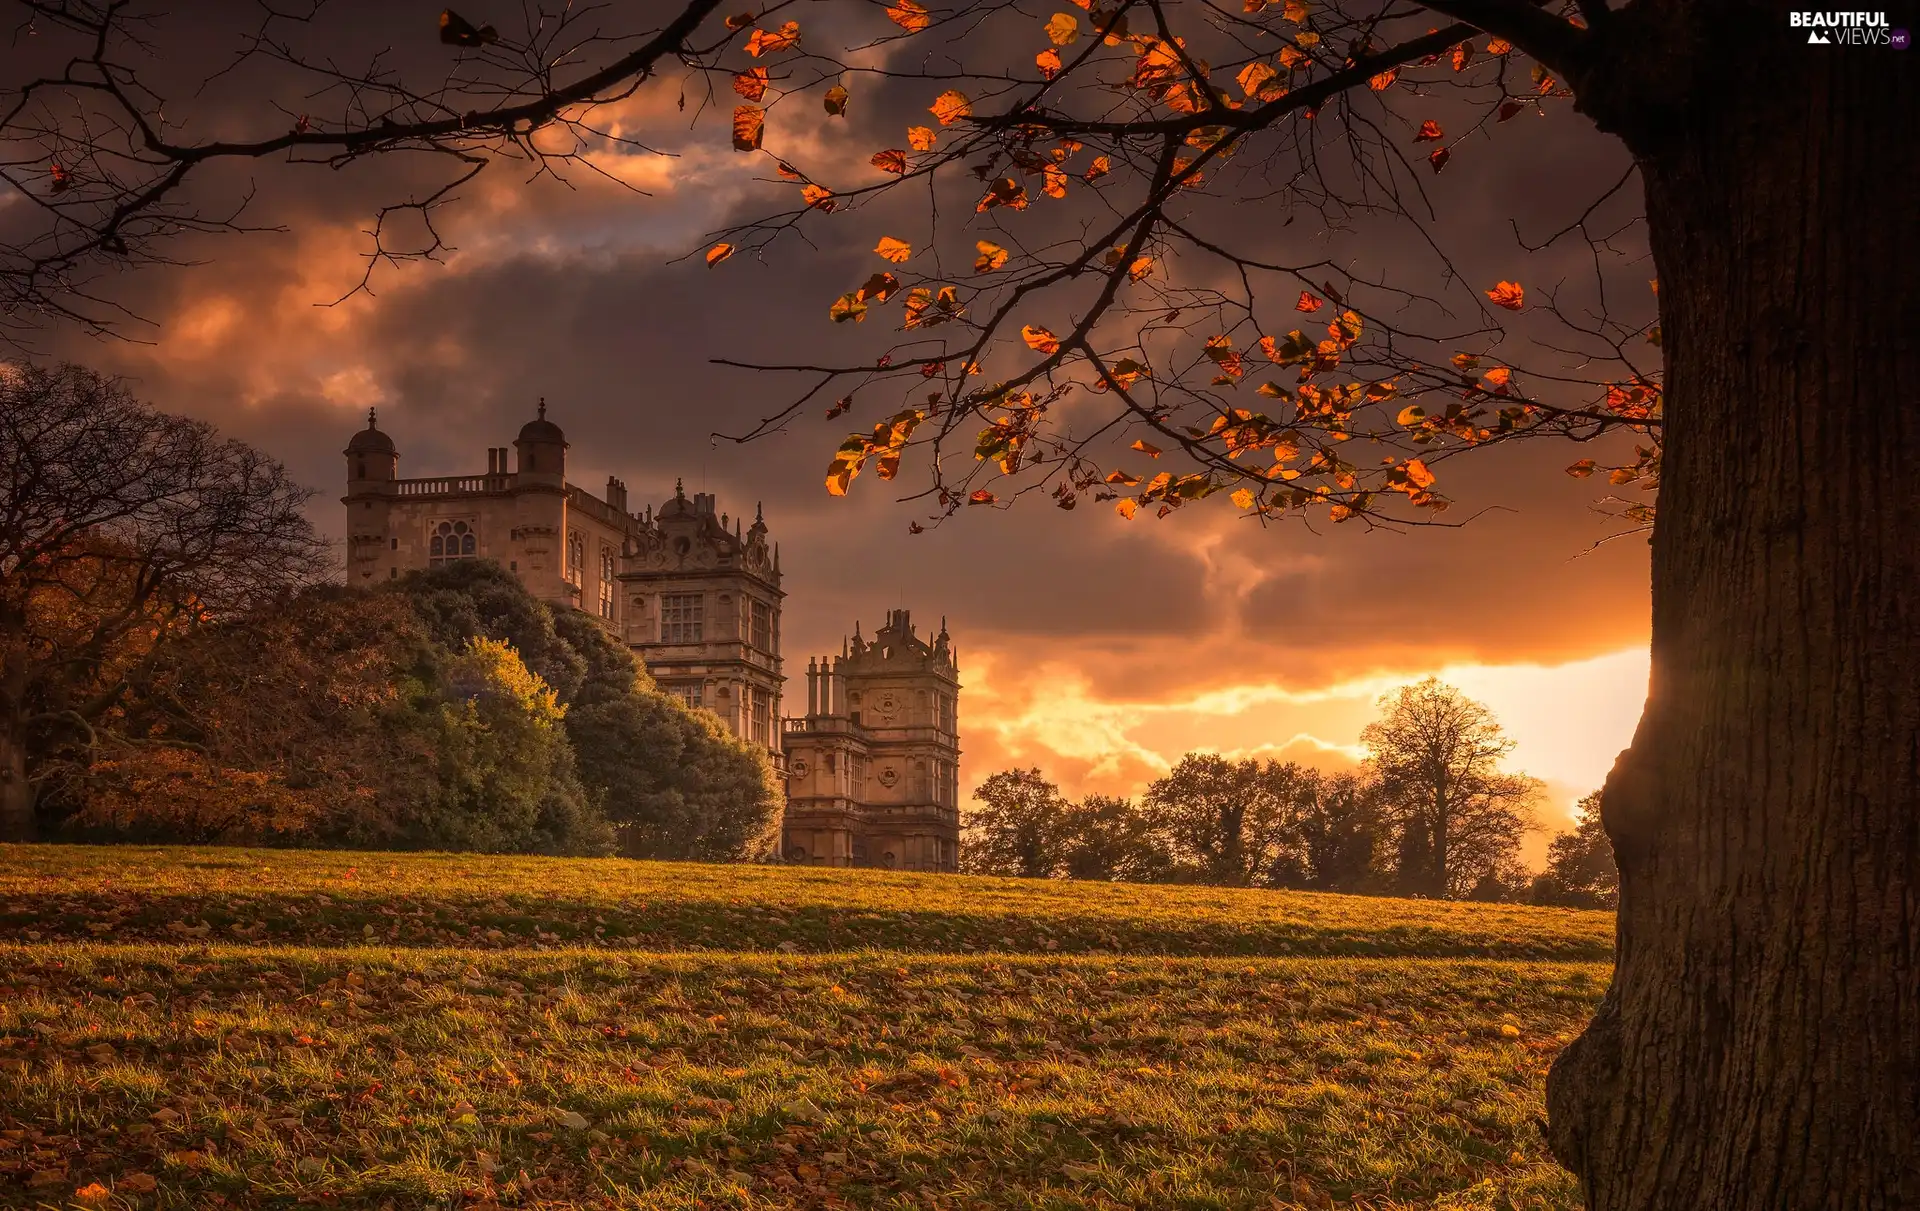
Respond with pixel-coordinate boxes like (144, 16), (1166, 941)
(1283, 0), (1310, 20)
(1045, 12), (1080, 44)
(871, 149), (908, 174)
(1237, 61), (1278, 99)
(1295, 291), (1324, 313)
(1396, 404), (1427, 425)
(1367, 68), (1398, 91)
(974, 241), (1009, 272)
(801, 183), (835, 211)
(1021, 324), (1061, 353)
(1131, 439), (1162, 457)
(1042, 163), (1068, 198)
(1487, 36), (1513, 53)
(1115, 497), (1139, 519)
(1414, 119), (1443, 142)
(887, 0), (931, 31)
(824, 85), (850, 116)
(1452, 41), (1476, 70)
(745, 20), (800, 56)
(1106, 470), (1139, 485)
(705, 243), (735, 268)
(931, 90), (972, 125)
(725, 12), (756, 30)
(968, 489), (996, 505)
(830, 293), (867, 323)
(1497, 99), (1527, 122)
(1404, 458), (1436, 488)
(1566, 459), (1597, 478)
(1231, 487), (1257, 509)
(1482, 366), (1512, 387)
(1037, 48), (1064, 77)
(731, 106), (765, 151)
(732, 68), (769, 100)
(875, 237), (912, 263)
(1085, 155), (1110, 181)
(908, 125), (938, 151)
(1485, 280), (1526, 310)
(439, 9), (499, 47)
(1428, 147), (1450, 172)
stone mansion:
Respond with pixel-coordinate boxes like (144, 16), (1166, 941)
(343, 402), (961, 872)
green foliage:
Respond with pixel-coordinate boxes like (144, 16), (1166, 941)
(395, 637), (613, 856)
(1142, 753), (1314, 887)
(393, 560), (592, 702)
(567, 692), (782, 861)
(1059, 793), (1170, 883)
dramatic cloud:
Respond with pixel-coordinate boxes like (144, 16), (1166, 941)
(23, 3), (1652, 855)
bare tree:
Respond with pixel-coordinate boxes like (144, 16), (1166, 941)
(1361, 677), (1539, 898)
(0, 361), (328, 839)
(2, 1), (1916, 1205)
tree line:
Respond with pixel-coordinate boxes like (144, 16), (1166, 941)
(2, 363), (781, 857)
(963, 678), (1618, 909)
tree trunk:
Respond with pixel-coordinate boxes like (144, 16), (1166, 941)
(1546, 10), (1919, 1207)
(0, 724), (33, 842)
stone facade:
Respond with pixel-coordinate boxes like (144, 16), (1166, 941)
(343, 405), (962, 868)
(781, 610), (962, 872)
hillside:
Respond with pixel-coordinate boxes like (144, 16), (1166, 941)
(0, 846), (1612, 1210)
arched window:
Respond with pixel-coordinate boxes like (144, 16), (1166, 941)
(431, 520), (475, 564)
(598, 548), (616, 618)
(566, 531), (584, 587)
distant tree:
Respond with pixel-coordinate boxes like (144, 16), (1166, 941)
(1293, 771), (1387, 894)
(1059, 793), (1170, 883)
(1533, 792), (1620, 909)
(1362, 679), (1541, 899)
(0, 363), (327, 840)
(962, 768), (1073, 878)
(1142, 754), (1311, 887)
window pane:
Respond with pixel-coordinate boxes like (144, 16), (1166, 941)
(461, 534), (475, 555)
(430, 535), (444, 557)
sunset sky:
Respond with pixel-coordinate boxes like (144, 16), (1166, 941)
(16, 2), (1654, 846)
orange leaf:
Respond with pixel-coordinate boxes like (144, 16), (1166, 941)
(1485, 280), (1526, 310)
(1106, 470), (1139, 485)
(732, 68), (770, 100)
(875, 237), (912, 263)
(974, 240), (1009, 272)
(1130, 439), (1162, 457)
(1367, 67), (1398, 91)
(802, 183), (835, 211)
(706, 243), (735, 267)
(726, 12), (756, 30)
(824, 84), (850, 116)
(1042, 163), (1068, 199)
(886, 0), (931, 30)
(1414, 119), (1443, 141)
(1451, 41), (1475, 70)
(1404, 458), (1435, 488)
(1295, 291), (1324, 313)
(871, 148), (908, 174)
(968, 489), (996, 504)
(1428, 146), (1450, 172)
(908, 125), (937, 151)
(1115, 497), (1138, 519)
(1566, 459), (1597, 478)
(1021, 325), (1061, 353)
(1486, 36), (1512, 53)
(930, 90), (971, 125)
(1044, 11), (1080, 44)
(745, 20), (800, 56)
(1036, 47), (1064, 78)
(1085, 155), (1110, 181)
(731, 105), (765, 151)
(1482, 366), (1512, 387)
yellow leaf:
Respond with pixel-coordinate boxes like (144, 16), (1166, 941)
(875, 236), (912, 263)
(908, 125), (938, 151)
(930, 90), (971, 125)
(1237, 61), (1278, 99)
(1021, 324), (1060, 353)
(1115, 497), (1138, 519)
(1231, 487), (1257, 509)
(824, 84), (850, 115)
(830, 292), (868, 323)
(731, 105), (765, 152)
(1130, 439), (1162, 457)
(705, 242), (735, 267)
(886, 0), (931, 30)
(1396, 404), (1426, 425)
(1045, 11), (1080, 44)
(974, 241), (1009, 272)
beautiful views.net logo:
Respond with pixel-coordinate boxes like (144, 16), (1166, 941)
(1787, 11), (1904, 44)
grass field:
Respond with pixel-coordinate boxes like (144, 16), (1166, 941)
(0, 847), (1612, 1210)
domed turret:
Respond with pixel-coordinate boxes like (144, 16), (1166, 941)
(514, 397), (568, 482)
(345, 408), (398, 486)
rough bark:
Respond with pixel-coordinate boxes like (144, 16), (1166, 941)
(1546, 5), (1920, 1207)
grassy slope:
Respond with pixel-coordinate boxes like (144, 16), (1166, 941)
(0, 847), (1613, 1211)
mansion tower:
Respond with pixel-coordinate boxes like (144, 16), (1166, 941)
(343, 404), (960, 870)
